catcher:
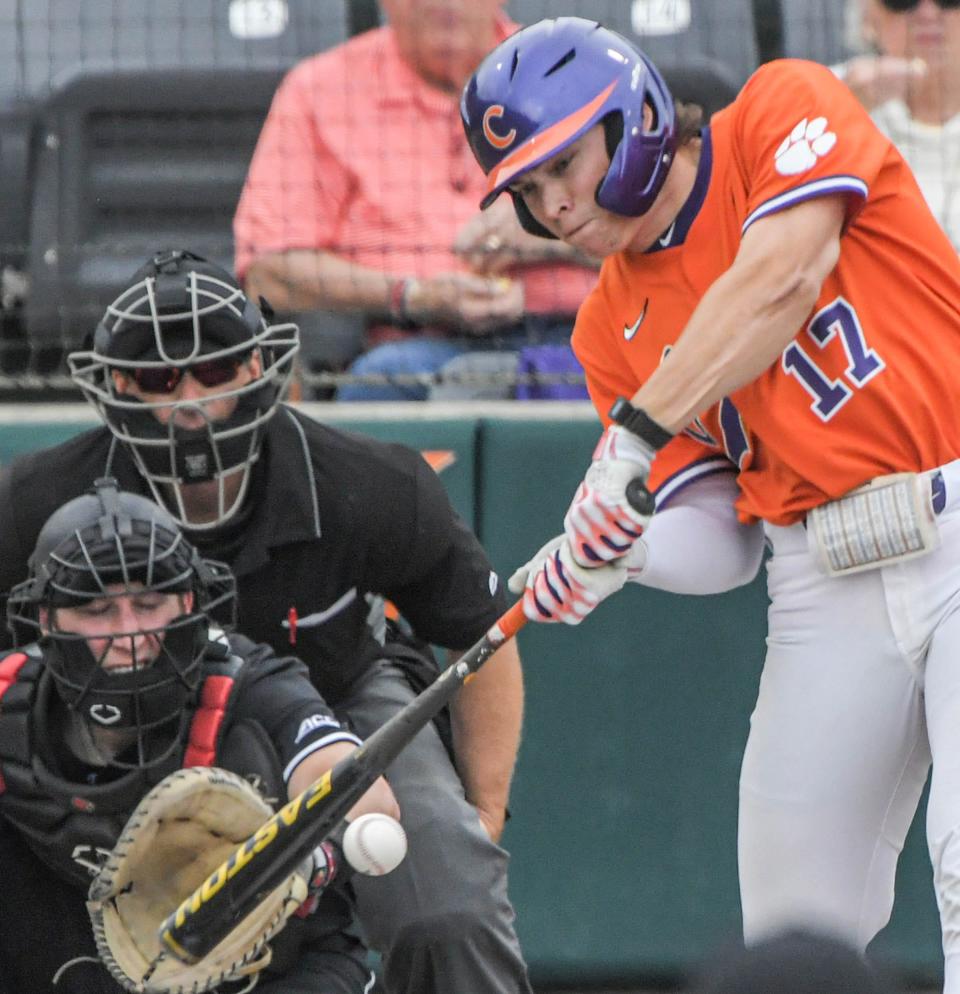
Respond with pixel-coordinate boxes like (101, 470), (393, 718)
(0, 478), (398, 993)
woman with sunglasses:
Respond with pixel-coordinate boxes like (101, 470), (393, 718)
(838, 0), (960, 248)
(462, 15), (960, 990)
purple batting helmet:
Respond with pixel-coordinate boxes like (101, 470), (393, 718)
(460, 17), (677, 237)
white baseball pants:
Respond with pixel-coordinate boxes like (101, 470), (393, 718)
(739, 460), (960, 992)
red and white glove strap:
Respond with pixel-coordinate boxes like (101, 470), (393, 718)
(509, 536), (628, 626)
(529, 548), (604, 624)
(564, 426), (656, 566)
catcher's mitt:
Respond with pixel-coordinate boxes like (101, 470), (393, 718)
(87, 767), (309, 994)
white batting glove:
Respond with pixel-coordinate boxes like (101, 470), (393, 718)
(563, 425), (656, 568)
(508, 535), (628, 625)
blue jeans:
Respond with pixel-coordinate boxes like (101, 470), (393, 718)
(336, 317), (576, 402)
(337, 338), (469, 402)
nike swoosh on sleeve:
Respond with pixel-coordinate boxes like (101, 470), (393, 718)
(623, 298), (649, 341)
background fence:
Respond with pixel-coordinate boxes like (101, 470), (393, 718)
(0, 0), (860, 390)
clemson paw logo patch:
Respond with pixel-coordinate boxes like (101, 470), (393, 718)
(775, 117), (837, 176)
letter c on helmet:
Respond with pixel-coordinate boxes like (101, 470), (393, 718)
(482, 105), (517, 150)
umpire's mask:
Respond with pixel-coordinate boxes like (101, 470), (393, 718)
(68, 249), (299, 530)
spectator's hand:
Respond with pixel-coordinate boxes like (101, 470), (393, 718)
(837, 55), (927, 111)
(405, 271), (525, 334)
(454, 197), (558, 275)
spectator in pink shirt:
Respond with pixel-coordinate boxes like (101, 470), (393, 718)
(233, 0), (598, 400)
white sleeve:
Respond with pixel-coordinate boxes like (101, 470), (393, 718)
(623, 471), (765, 595)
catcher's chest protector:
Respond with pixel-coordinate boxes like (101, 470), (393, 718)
(0, 645), (278, 887)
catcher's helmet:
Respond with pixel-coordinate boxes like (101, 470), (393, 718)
(7, 478), (236, 769)
(68, 249), (300, 529)
(461, 17), (677, 237)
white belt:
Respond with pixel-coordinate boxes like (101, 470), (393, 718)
(765, 458), (960, 562)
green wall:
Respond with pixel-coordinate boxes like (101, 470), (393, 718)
(0, 414), (941, 988)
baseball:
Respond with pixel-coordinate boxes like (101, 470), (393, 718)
(342, 813), (408, 876)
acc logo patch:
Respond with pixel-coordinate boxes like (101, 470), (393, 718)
(295, 713), (340, 744)
(482, 105), (517, 150)
(775, 117), (837, 176)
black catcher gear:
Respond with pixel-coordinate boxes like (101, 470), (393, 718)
(7, 478), (236, 769)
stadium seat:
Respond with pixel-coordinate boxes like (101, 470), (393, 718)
(24, 66), (284, 353)
(16, 0), (350, 96)
(0, 98), (36, 278)
(780, 0), (852, 67)
(659, 58), (741, 121)
(8, 0), (354, 367)
(0, 1), (36, 278)
(504, 0), (760, 88)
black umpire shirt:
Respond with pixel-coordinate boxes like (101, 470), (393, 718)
(0, 405), (508, 705)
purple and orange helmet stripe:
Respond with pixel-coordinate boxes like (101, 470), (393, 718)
(481, 81), (617, 208)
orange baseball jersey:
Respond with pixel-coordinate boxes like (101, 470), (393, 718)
(572, 59), (960, 526)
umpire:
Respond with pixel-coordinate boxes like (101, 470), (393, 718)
(0, 250), (530, 994)
(0, 478), (398, 993)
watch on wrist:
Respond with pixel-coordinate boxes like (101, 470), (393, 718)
(608, 397), (673, 450)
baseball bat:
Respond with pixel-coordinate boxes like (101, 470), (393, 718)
(159, 476), (654, 964)
(159, 598), (528, 964)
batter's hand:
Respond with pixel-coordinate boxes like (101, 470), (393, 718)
(564, 425), (656, 567)
(509, 534), (628, 624)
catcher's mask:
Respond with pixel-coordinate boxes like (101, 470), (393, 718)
(460, 16), (677, 237)
(7, 478), (236, 770)
(68, 249), (300, 530)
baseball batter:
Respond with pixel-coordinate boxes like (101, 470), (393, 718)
(462, 15), (960, 988)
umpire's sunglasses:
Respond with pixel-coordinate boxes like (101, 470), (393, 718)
(128, 354), (250, 394)
(879, 0), (960, 10)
